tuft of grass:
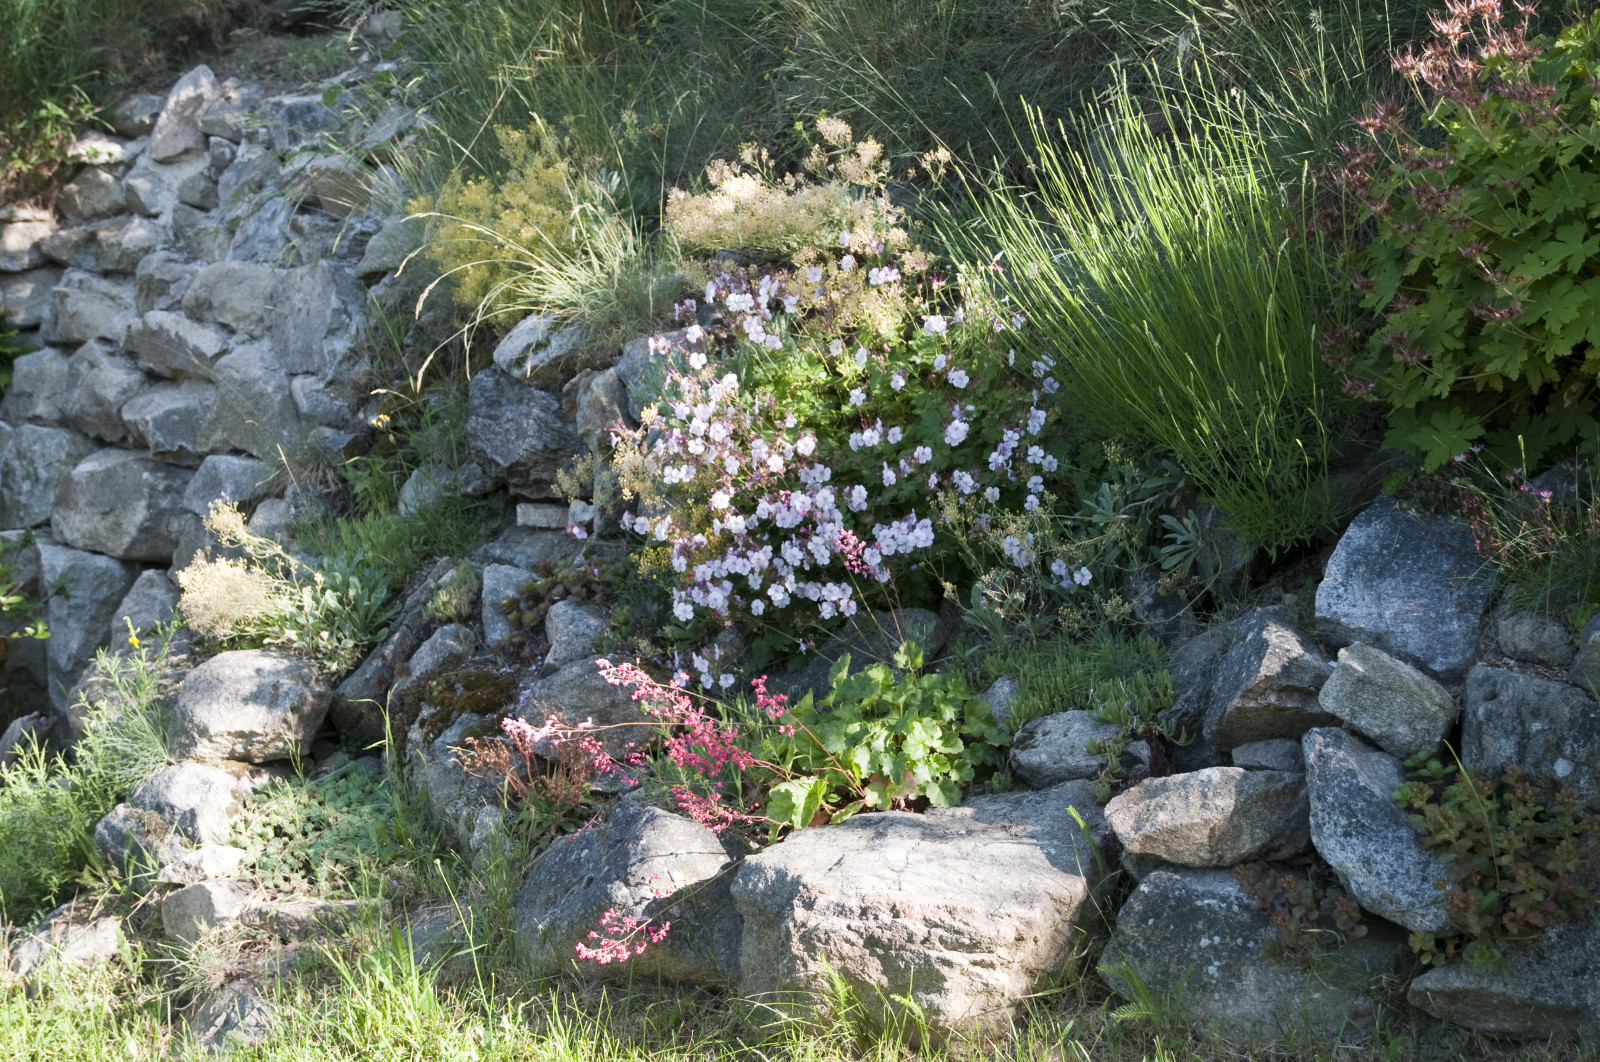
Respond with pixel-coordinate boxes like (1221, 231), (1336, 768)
(966, 630), (1170, 734)
(952, 79), (1346, 556)
(0, 630), (172, 923)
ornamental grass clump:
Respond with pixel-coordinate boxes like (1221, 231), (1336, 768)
(959, 88), (1343, 555)
(1335, 0), (1600, 469)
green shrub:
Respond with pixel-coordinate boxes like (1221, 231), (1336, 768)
(1395, 753), (1599, 969)
(1338, 5), (1600, 469)
(760, 642), (1008, 837)
(957, 85), (1344, 555)
(0, 634), (171, 922)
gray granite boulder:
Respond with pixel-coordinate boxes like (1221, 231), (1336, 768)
(58, 342), (145, 444)
(1462, 665), (1600, 805)
(0, 346), (69, 424)
(0, 423), (97, 527)
(120, 379), (218, 464)
(732, 781), (1109, 1038)
(182, 454), (273, 515)
(543, 599), (605, 670)
(405, 711), (512, 871)
(1100, 867), (1408, 1041)
(162, 879), (254, 944)
(1496, 610), (1575, 669)
(1303, 727), (1451, 932)
(466, 369), (583, 498)
(1203, 606), (1334, 751)
(480, 563), (531, 648)
(1105, 767), (1309, 867)
(0, 267), (63, 331)
(1317, 643), (1456, 759)
(124, 309), (229, 379)
(8, 904), (124, 979)
(1231, 738), (1304, 772)
(1315, 497), (1494, 680)
(170, 649), (332, 762)
(110, 569), (180, 646)
(513, 799), (740, 984)
(149, 65), (220, 161)
(42, 270), (134, 345)
(1008, 710), (1122, 788)
(51, 448), (193, 560)
(38, 542), (138, 709)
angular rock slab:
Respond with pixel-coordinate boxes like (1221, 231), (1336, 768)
(96, 761), (245, 882)
(1318, 643), (1456, 759)
(513, 799), (740, 984)
(38, 542), (138, 709)
(162, 878), (253, 944)
(731, 781), (1109, 1038)
(1204, 606), (1334, 751)
(51, 448), (193, 560)
(405, 711), (513, 872)
(519, 655), (648, 756)
(480, 563), (530, 648)
(171, 649), (331, 763)
(1100, 868), (1408, 1041)
(544, 598), (605, 670)
(1315, 497), (1494, 680)
(1408, 915), (1600, 1040)
(1303, 727), (1450, 932)
(0, 423), (97, 527)
(466, 369), (583, 498)
(149, 64), (220, 161)
(1105, 767), (1309, 867)
(1008, 710), (1122, 788)
(1462, 665), (1600, 805)
(8, 904), (124, 978)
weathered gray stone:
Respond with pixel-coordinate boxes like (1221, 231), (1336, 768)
(206, 343), (311, 458)
(190, 980), (274, 1052)
(133, 249), (198, 313)
(125, 309), (229, 379)
(0, 346), (68, 424)
(123, 151), (209, 219)
(183, 454), (273, 515)
(1101, 868), (1408, 1041)
(515, 502), (567, 528)
(1315, 497), (1494, 680)
(112, 94), (165, 138)
(156, 844), (249, 886)
(182, 260), (274, 335)
(493, 316), (600, 388)
(1106, 767), (1310, 867)
(37, 542), (138, 708)
(121, 379), (218, 464)
(59, 342), (144, 443)
(0, 712), (53, 766)
(543, 598), (604, 669)
(150, 65), (220, 162)
(471, 526), (584, 572)
(1303, 727), (1451, 932)
(177, 170), (219, 210)
(95, 802), (191, 882)
(1009, 710), (1122, 788)
(0, 423), (97, 526)
(354, 214), (423, 281)
(1462, 665), (1600, 804)
(978, 675), (1019, 732)
(196, 82), (260, 142)
(1203, 606), (1334, 751)
(733, 781), (1109, 1037)
(1574, 615), (1600, 696)
(288, 374), (351, 426)
(0, 267), (64, 330)
(467, 370), (583, 498)
(130, 762), (243, 844)
(1407, 915), (1600, 1040)
(111, 569), (180, 645)
(59, 168), (128, 222)
(36, 224), (99, 270)
(515, 799), (739, 983)
(575, 365), (632, 456)
(51, 448), (193, 560)
(260, 96), (341, 154)
(0, 214), (56, 273)
(387, 622), (472, 709)
(8, 905), (123, 978)
(480, 563), (530, 648)
(205, 135), (236, 181)
(95, 215), (167, 274)
(247, 897), (382, 940)
(171, 649), (332, 762)
(518, 655), (647, 756)
(162, 879), (253, 944)
(1231, 738), (1304, 772)
(405, 711), (511, 871)
(306, 158), (369, 217)
(1495, 609), (1575, 669)
(264, 260), (365, 376)
(1317, 643), (1456, 759)
(42, 270), (134, 345)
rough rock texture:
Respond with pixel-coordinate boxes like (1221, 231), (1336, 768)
(149, 65), (220, 161)
(51, 447), (193, 560)
(386, 622), (471, 709)
(492, 314), (604, 387)
(978, 675), (1019, 732)
(247, 898), (382, 940)
(162, 879), (254, 944)
(1203, 607), (1334, 751)
(207, 343), (310, 458)
(519, 656), (648, 755)
(180, 260), (274, 335)
(38, 542), (138, 708)
(59, 168), (127, 222)
(0, 267), (63, 331)
(59, 343), (144, 443)
(1008, 711), (1122, 788)
(124, 309), (229, 378)
(264, 260), (364, 377)
(189, 980), (274, 1052)
(732, 782), (1109, 1038)
(156, 844), (250, 886)
(544, 599), (605, 670)
(111, 568), (180, 644)
(0, 423), (97, 527)
(1497, 610), (1575, 669)
(0, 713), (53, 766)
(1317, 644), (1456, 758)
(1101, 868), (1408, 1040)
(1315, 497), (1494, 680)
(615, 328), (706, 420)
(1105, 767), (1310, 867)
(0, 345), (68, 422)
(1407, 915), (1600, 1040)
(182, 454), (272, 515)
(1303, 727), (1451, 932)
(131, 762), (243, 844)
(120, 378), (217, 463)
(405, 712), (512, 871)
(575, 365), (632, 456)
(467, 369), (583, 497)
(1571, 615), (1600, 695)
(170, 649), (332, 762)
(9, 905), (124, 978)
(514, 799), (740, 984)
(480, 563), (530, 648)
(1462, 665), (1600, 805)
(1231, 738), (1304, 772)
(43, 271), (134, 345)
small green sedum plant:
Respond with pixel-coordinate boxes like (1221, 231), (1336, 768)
(1395, 752), (1599, 969)
(1339, 2), (1600, 468)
